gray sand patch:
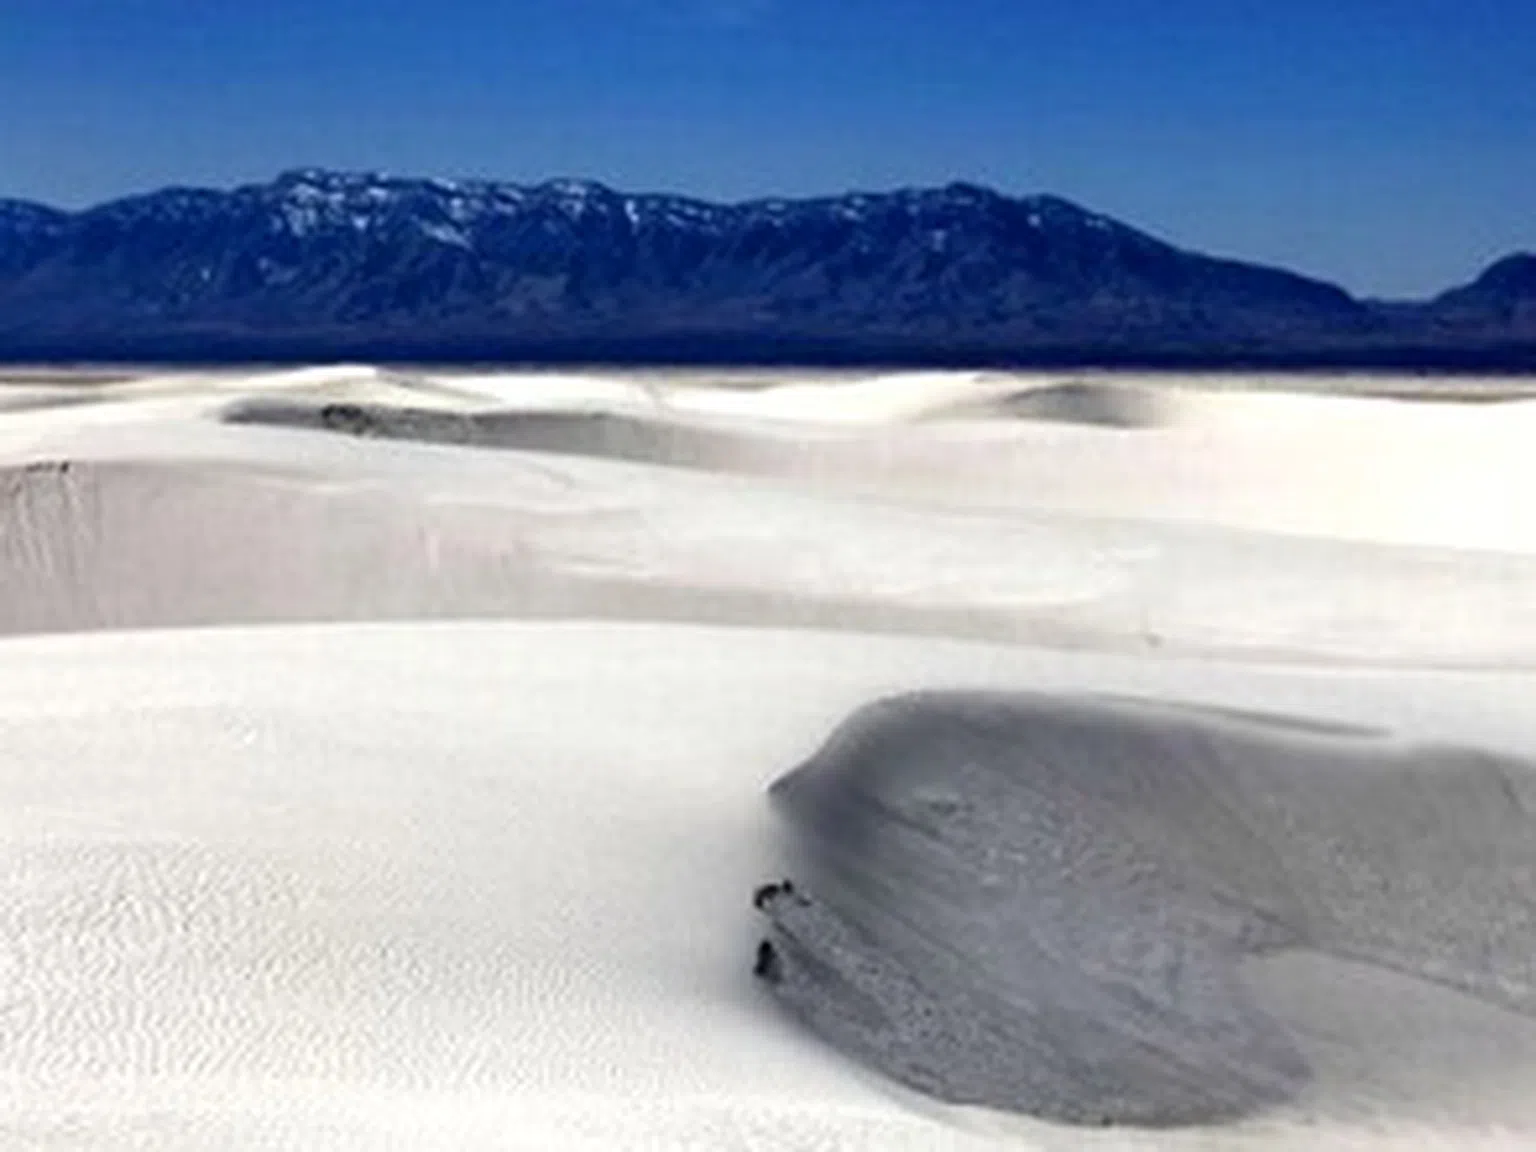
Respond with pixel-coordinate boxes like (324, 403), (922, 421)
(223, 399), (765, 474)
(754, 692), (1536, 1128)
(942, 381), (1171, 427)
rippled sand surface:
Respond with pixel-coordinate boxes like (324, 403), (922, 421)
(1, 365), (1534, 1148)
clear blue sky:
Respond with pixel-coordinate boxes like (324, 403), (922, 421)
(1, 0), (1530, 297)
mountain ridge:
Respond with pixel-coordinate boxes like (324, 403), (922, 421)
(0, 171), (1529, 368)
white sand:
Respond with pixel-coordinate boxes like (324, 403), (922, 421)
(2, 366), (1536, 1147)
(5, 624), (1536, 1150)
(2, 369), (1535, 662)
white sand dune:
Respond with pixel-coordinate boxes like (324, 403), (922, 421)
(3, 369), (1536, 661)
(4, 624), (1536, 1150)
(4, 449), (1536, 664)
(7, 365), (1533, 547)
(761, 689), (1536, 1126)
(2, 366), (1536, 1147)
(217, 370), (1536, 555)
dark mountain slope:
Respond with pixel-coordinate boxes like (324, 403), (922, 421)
(1433, 254), (1536, 336)
(0, 171), (1526, 367)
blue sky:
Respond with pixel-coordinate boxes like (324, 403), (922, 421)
(0, 0), (1530, 297)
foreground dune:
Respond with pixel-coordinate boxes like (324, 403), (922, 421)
(5, 623), (1536, 1150)
(3, 366), (1536, 1147)
(760, 691), (1536, 1127)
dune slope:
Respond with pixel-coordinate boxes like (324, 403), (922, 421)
(5, 625), (1536, 1149)
(4, 368), (1536, 664)
(758, 691), (1536, 1127)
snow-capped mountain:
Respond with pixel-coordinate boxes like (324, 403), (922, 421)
(0, 170), (1526, 364)
(0, 200), (68, 279)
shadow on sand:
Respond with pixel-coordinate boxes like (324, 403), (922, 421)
(755, 691), (1536, 1128)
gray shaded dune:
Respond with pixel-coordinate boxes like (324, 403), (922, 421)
(754, 691), (1536, 1128)
(940, 381), (1170, 427)
(224, 399), (772, 474)
(222, 385), (1169, 482)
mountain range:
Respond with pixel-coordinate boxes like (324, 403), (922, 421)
(0, 170), (1530, 368)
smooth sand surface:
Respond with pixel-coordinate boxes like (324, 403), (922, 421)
(3, 367), (1536, 663)
(2, 366), (1536, 1147)
(7, 366), (1536, 555)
